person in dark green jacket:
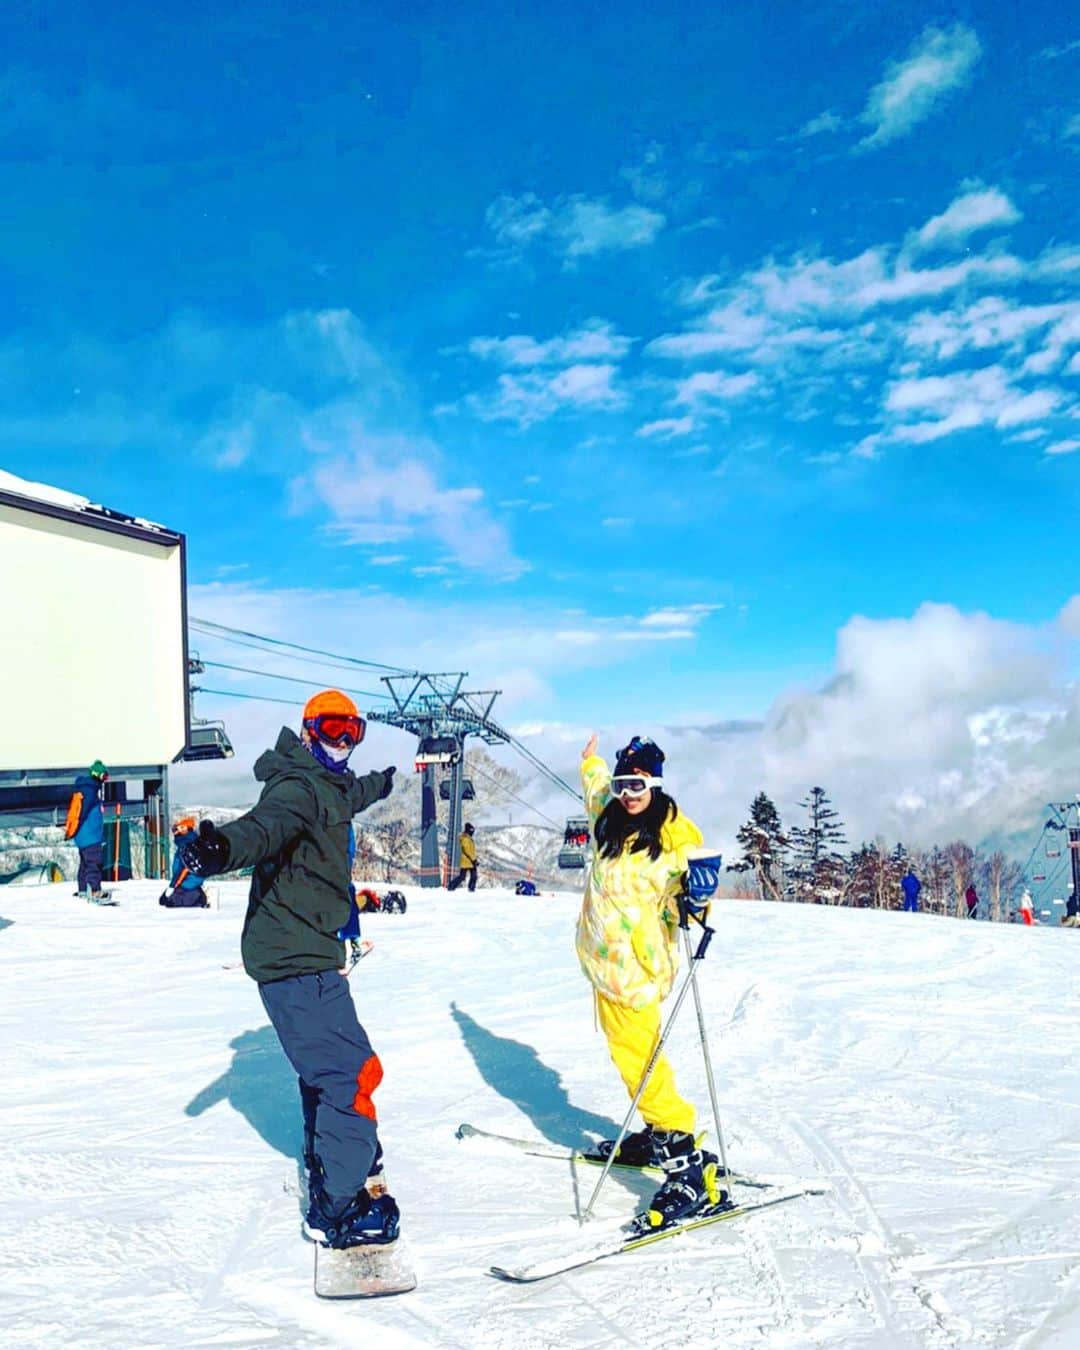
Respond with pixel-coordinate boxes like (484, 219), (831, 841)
(180, 689), (400, 1250)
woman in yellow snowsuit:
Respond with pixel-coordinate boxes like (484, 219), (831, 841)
(576, 733), (717, 1223)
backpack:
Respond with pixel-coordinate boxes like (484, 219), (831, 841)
(64, 792), (84, 840)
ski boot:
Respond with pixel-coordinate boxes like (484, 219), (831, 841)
(638, 1132), (724, 1231)
(595, 1124), (666, 1166)
(304, 1176), (400, 1249)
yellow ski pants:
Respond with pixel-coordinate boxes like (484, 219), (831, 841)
(596, 992), (696, 1135)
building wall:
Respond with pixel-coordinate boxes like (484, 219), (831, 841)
(0, 500), (187, 771)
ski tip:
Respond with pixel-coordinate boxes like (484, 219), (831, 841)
(454, 1123), (472, 1141)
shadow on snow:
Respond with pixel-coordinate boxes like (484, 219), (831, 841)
(185, 1025), (300, 1160)
(450, 1000), (620, 1148)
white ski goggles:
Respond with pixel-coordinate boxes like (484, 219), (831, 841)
(610, 774), (663, 799)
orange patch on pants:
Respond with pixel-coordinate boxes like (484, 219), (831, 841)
(352, 1053), (383, 1119)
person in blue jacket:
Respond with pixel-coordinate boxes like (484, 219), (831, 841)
(160, 818), (210, 908)
(900, 869), (921, 913)
(64, 761), (108, 900)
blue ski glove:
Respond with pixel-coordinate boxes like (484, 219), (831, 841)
(684, 851), (722, 912)
(179, 820), (230, 877)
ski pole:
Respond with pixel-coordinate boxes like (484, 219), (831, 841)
(681, 917), (731, 1191)
(581, 910), (715, 1222)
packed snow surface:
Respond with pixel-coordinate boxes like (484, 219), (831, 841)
(1, 883), (1077, 1349)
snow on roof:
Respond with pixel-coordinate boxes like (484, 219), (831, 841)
(0, 468), (95, 511)
(0, 467), (170, 533)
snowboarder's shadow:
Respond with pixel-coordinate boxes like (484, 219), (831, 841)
(450, 1001), (621, 1149)
(185, 1026), (299, 1160)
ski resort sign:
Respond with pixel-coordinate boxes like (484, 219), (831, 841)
(0, 474), (189, 772)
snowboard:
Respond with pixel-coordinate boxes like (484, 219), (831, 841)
(315, 1239), (417, 1298)
(301, 1162), (416, 1298)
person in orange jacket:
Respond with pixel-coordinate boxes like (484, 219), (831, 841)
(64, 761), (108, 900)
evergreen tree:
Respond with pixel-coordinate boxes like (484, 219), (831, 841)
(790, 786), (847, 903)
(728, 792), (789, 902)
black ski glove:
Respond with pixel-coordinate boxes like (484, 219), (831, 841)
(378, 766), (397, 800)
(179, 819), (230, 877)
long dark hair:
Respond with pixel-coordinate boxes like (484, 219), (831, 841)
(595, 789), (679, 862)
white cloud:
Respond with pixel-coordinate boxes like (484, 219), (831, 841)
(859, 24), (982, 149)
(468, 320), (633, 368)
(556, 198), (666, 257)
(485, 192), (664, 262)
(914, 186), (1021, 251)
(645, 206), (1078, 456)
(885, 366), (1062, 442)
(799, 109), (843, 138)
(904, 297), (1072, 361)
(659, 601), (1080, 853)
(469, 363), (623, 426)
(637, 416), (695, 439)
(299, 437), (522, 576)
(674, 370), (759, 405)
(1065, 113), (1080, 140)
(640, 604), (721, 629)
(1046, 439), (1080, 456)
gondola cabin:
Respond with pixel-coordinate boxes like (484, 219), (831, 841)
(558, 815), (591, 869)
(414, 735), (460, 771)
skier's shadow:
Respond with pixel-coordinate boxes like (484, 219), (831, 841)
(450, 1001), (620, 1148)
(185, 1026), (299, 1160)
(0, 917), (13, 932)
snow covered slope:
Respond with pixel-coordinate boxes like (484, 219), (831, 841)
(1, 883), (1076, 1348)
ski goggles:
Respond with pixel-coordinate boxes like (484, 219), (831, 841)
(610, 774), (663, 798)
(305, 712), (367, 748)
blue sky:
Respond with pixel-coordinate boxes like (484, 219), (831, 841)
(3, 2), (1080, 845)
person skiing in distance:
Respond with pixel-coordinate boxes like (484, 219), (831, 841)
(576, 732), (718, 1227)
(1018, 887), (1035, 926)
(447, 823), (478, 892)
(965, 883), (979, 920)
(178, 689), (399, 1250)
(900, 868), (921, 913)
(64, 760), (108, 900)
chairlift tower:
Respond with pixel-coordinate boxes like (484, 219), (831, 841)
(1048, 799), (1080, 914)
(368, 673), (510, 888)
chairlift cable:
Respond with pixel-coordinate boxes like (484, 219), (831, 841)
(196, 687), (300, 708)
(200, 659), (388, 703)
(189, 617), (415, 676)
(465, 758), (563, 829)
(189, 624), (396, 680)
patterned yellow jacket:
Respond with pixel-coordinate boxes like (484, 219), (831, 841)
(575, 754), (703, 1010)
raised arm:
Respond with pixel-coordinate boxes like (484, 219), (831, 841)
(216, 778), (316, 869)
(580, 732), (610, 824)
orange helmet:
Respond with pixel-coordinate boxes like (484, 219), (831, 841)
(174, 816), (196, 834)
(303, 689), (360, 721)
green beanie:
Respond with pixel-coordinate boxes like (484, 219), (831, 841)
(90, 760), (108, 780)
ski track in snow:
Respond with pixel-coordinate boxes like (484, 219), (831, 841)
(0, 881), (1077, 1348)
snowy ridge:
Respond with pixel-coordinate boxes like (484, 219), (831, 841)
(0, 880), (1077, 1346)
